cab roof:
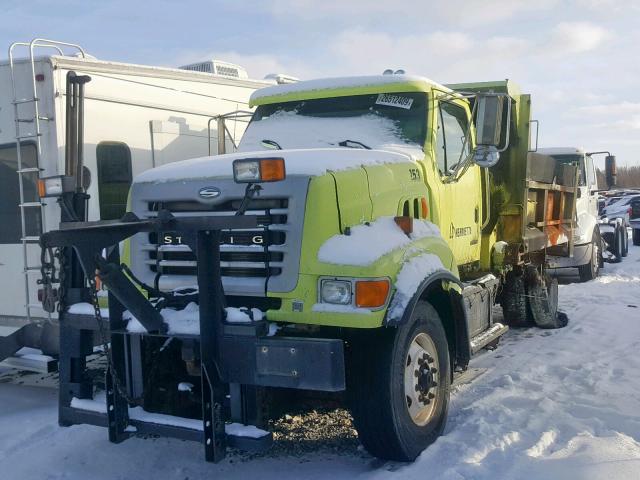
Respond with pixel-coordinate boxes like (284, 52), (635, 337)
(249, 74), (452, 107)
(538, 147), (586, 156)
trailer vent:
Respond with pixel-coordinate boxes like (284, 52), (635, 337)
(178, 60), (249, 79)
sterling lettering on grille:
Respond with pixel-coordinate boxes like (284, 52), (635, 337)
(162, 232), (265, 246)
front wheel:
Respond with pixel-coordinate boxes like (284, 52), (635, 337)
(612, 226), (624, 263)
(348, 301), (450, 461)
(578, 232), (601, 282)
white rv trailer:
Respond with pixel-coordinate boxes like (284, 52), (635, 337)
(0, 39), (272, 344)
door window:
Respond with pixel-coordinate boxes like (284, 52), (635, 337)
(96, 142), (133, 220)
(437, 101), (470, 175)
(0, 143), (39, 244)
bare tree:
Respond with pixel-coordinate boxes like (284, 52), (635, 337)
(596, 166), (640, 189)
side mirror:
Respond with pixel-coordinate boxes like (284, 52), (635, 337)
(605, 155), (617, 189)
(475, 95), (505, 147)
(472, 94), (509, 168)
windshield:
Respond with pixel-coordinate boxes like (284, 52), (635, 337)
(239, 92), (428, 156)
(550, 154), (586, 186)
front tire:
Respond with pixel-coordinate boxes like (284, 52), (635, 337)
(348, 301), (450, 462)
(578, 231), (601, 282)
(612, 226), (624, 263)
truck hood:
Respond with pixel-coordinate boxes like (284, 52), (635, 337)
(133, 148), (416, 185)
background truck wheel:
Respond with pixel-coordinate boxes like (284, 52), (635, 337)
(348, 300), (450, 462)
(525, 266), (565, 329)
(612, 226), (624, 263)
(633, 229), (640, 246)
(501, 269), (532, 327)
(578, 231), (601, 282)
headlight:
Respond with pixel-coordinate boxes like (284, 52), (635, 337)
(233, 158), (286, 183)
(233, 159), (261, 182)
(320, 279), (352, 305)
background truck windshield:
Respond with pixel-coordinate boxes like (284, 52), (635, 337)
(551, 154), (587, 186)
(239, 92), (427, 155)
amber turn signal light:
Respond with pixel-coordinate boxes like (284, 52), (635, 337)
(421, 197), (429, 219)
(37, 179), (47, 198)
(260, 158), (286, 182)
(394, 216), (413, 235)
(355, 279), (390, 309)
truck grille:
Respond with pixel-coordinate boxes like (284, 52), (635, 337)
(144, 198), (288, 280)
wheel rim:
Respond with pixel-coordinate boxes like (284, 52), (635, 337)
(404, 332), (440, 426)
(592, 239), (599, 275)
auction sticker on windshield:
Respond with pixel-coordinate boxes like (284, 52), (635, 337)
(375, 93), (414, 109)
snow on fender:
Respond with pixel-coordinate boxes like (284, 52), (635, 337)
(387, 253), (447, 320)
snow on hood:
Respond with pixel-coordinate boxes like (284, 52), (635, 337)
(238, 110), (424, 159)
(318, 216), (441, 267)
(133, 148), (415, 184)
(250, 74), (449, 104)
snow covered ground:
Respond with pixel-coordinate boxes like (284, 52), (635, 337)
(1, 247), (639, 479)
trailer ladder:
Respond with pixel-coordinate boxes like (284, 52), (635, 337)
(8, 38), (86, 321)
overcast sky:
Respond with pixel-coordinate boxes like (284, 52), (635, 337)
(3, 0), (639, 165)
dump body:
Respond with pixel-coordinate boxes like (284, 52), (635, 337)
(447, 81), (578, 266)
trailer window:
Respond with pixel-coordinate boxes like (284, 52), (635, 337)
(96, 142), (133, 220)
(0, 144), (40, 244)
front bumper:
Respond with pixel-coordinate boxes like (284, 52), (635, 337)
(221, 323), (345, 391)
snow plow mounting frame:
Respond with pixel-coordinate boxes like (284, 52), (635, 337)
(41, 211), (346, 462)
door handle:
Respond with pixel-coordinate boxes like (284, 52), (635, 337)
(474, 206), (479, 223)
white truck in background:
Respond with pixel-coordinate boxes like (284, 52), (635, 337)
(544, 147), (627, 282)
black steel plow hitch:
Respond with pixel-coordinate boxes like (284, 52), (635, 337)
(40, 210), (258, 334)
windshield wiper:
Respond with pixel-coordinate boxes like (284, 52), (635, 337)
(261, 139), (282, 150)
(338, 139), (371, 150)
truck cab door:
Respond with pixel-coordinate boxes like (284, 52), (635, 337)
(585, 155), (599, 217)
(433, 98), (482, 269)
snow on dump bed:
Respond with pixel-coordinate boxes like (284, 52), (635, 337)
(250, 74), (449, 103)
(318, 216), (441, 266)
(125, 303), (264, 335)
(133, 147), (414, 184)
(238, 110), (424, 159)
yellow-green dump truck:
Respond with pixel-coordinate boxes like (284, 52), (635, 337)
(52, 74), (578, 462)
